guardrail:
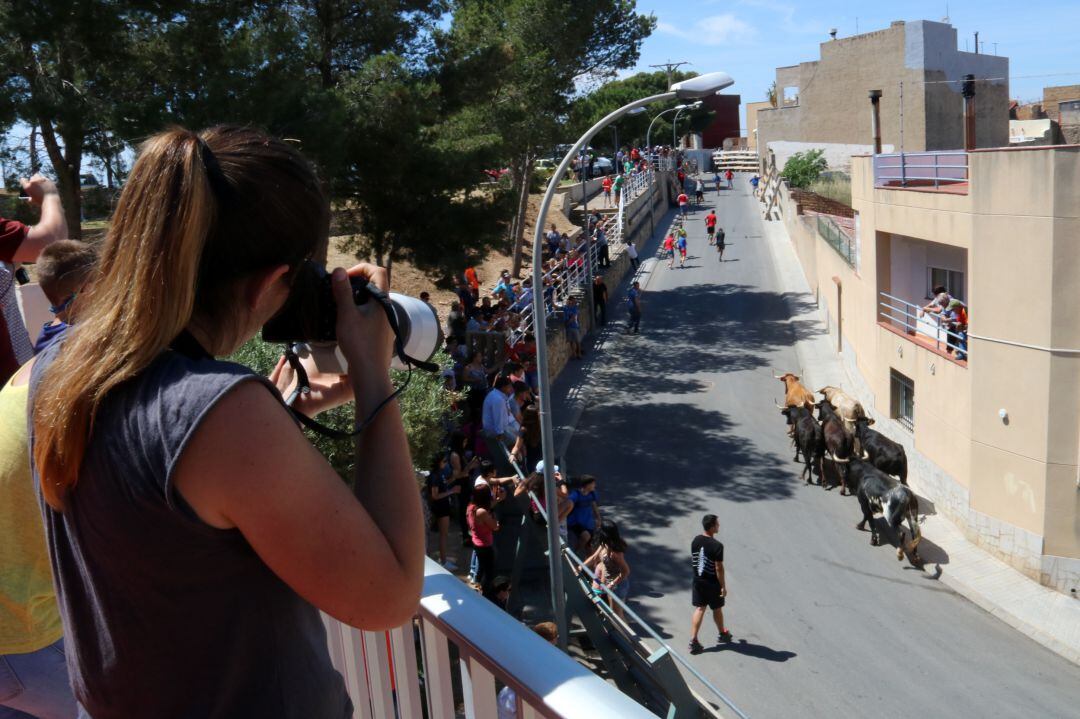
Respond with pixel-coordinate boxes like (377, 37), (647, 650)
(872, 151), (968, 189)
(495, 168), (655, 345)
(321, 558), (651, 719)
(878, 291), (967, 359)
(500, 451), (750, 719)
(816, 214), (855, 267)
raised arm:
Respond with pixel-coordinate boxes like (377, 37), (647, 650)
(13, 175), (68, 262)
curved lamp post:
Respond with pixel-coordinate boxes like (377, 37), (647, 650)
(531, 71), (734, 648)
(645, 103), (687, 153)
(672, 100), (704, 150)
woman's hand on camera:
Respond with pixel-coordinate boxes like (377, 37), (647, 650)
(269, 354), (353, 416)
(331, 264), (395, 410)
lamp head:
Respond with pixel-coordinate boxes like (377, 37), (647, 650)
(670, 71), (734, 99)
(674, 104), (689, 110)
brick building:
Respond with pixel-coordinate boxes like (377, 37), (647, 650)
(757, 20), (1009, 155)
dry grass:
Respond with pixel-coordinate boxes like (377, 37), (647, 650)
(809, 174), (852, 208)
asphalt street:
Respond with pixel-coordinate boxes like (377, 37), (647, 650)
(554, 177), (1080, 718)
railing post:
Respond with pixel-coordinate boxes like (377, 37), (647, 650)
(900, 152), (907, 187)
(933, 152), (939, 188)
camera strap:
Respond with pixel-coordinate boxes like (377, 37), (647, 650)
(282, 284), (437, 439)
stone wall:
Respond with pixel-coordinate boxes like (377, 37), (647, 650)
(1042, 84), (1080, 122)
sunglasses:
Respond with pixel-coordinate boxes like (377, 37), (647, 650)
(49, 291), (78, 315)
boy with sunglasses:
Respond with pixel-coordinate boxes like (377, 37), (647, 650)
(33, 240), (97, 354)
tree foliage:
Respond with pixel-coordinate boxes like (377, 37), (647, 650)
(229, 335), (460, 481)
(568, 70), (715, 151)
(782, 149), (828, 188)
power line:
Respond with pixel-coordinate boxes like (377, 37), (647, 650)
(915, 71), (1080, 85)
(648, 60), (690, 87)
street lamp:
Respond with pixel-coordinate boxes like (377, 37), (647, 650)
(645, 104), (687, 155)
(530, 71), (733, 649)
(673, 100), (704, 149)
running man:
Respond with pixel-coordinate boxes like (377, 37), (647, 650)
(713, 169), (721, 193)
(704, 210), (717, 245)
(715, 226), (726, 262)
(689, 514), (731, 655)
(694, 178), (704, 204)
(663, 232), (676, 269)
(675, 231), (688, 268)
(725, 168), (734, 190)
(677, 190), (689, 217)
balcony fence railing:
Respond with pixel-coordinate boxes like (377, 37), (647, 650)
(816, 214), (855, 267)
(872, 151), (968, 189)
(321, 558), (652, 719)
(878, 291), (968, 359)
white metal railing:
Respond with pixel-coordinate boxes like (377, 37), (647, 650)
(495, 168), (655, 344)
(873, 151), (968, 189)
(878, 291), (968, 359)
(322, 559), (651, 719)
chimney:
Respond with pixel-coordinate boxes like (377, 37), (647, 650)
(962, 74), (976, 150)
(869, 90), (883, 154)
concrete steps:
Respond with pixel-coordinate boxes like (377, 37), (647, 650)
(711, 149), (759, 173)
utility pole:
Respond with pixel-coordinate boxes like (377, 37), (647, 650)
(649, 60), (690, 87)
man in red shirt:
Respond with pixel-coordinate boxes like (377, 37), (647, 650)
(1, 175), (68, 385)
(705, 210), (718, 245)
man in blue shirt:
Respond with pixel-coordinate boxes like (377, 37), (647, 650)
(625, 281), (642, 335)
(563, 295), (583, 359)
(482, 377), (516, 469)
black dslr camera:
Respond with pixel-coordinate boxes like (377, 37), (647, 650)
(263, 261), (372, 343)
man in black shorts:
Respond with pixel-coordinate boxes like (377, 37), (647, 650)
(715, 227), (726, 262)
(689, 514), (730, 654)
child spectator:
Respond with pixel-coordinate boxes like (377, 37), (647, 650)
(567, 475), (601, 555)
(32, 239), (98, 354)
(584, 520), (631, 619)
(563, 295), (583, 359)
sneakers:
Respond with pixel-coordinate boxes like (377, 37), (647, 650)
(688, 639), (704, 655)
(717, 630), (732, 643)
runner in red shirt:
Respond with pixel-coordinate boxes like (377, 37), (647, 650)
(663, 233), (676, 269)
(0, 175), (68, 386)
(705, 210), (718, 245)
(677, 192), (689, 217)
(601, 175), (614, 208)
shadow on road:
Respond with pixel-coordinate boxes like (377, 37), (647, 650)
(706, 638), (797, 662)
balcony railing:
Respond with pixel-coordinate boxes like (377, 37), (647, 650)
(816, 214), (855, 267)
(322, 558), (653, 719)
(878, 291), (967, 360)
(873, 151), (968, 189)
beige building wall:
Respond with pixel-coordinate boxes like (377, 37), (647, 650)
(745, 101), (771, 151)
(757, 20), (1009, 155)
(779, 147), (1080, 594)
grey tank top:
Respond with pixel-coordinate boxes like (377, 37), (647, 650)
(30, 338), (350, 719)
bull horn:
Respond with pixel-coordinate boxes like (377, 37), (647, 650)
(774, 398), (786, 409)
(772, 370), (785, 379)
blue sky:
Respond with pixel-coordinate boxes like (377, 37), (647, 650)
(629, 0), (1080, 112)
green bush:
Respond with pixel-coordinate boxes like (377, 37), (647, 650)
(229, 335), (460, 483)
(782, 149), (828, 189)
(808, 173), (852, 207)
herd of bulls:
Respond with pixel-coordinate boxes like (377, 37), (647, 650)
(774, 372), (923, 566)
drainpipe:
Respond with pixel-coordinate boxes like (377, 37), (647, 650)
(869, 89), (883, 154)
(962, 74), (977, 151)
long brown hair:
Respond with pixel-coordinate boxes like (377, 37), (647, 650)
(33, 126), (326, 508)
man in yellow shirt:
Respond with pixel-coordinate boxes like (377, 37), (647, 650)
(0, 240), (95, 717)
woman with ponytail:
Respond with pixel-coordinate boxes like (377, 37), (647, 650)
(29, 127), (424, 718)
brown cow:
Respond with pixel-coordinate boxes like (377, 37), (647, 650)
(775, 373), (815, 410)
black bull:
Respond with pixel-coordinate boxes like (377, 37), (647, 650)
(848, 458), (923, 564)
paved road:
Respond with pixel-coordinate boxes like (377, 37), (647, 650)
(555, 179), (1080, 718)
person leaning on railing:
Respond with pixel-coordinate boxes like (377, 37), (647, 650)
(28, 127), (426, 718)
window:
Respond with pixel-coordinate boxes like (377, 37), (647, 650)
(890, 370), (914, 432)
(927, 267), (965, 301)
(783, 86), (799, 106)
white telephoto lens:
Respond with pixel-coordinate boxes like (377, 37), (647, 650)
(388, 292), (442, 371)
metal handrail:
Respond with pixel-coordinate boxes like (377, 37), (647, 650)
(499, 450), (751, 719)
(878, 291), (967, 356)
(873, 151), (968, 188)
(494, 168), (654, 344)
(815, 214), (855, 267)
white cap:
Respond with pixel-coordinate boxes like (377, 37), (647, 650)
(474, 477), (491, 489)
(535, 460), (560, 475)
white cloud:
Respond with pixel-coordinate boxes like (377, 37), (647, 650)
(658, 14), (757, 46)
